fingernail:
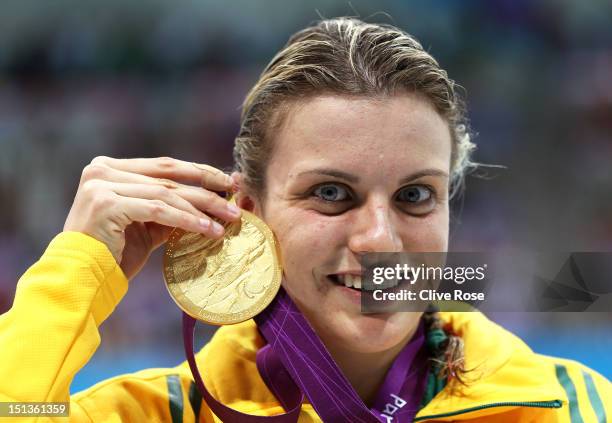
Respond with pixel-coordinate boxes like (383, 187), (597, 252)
(227, 203), (241, 217)
(225, 174), (233, 186)
(199, 218), (210, 229)
(212, 221), (224, 235)
(229, 174), (240, 192)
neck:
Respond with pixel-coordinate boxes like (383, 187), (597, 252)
(321, 326), (418, 407)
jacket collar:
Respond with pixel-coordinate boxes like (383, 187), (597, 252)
(415, 312), (565, 421)
(192, 311), (566, 420)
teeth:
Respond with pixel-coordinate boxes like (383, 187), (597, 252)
(336, 274), (362, 289)
(345, 275), (353, 288)
(334, 273), (405, 291)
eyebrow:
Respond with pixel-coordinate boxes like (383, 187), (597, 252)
(296, 168), (449, 184)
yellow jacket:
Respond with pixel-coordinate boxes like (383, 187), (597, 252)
(0, 232), (609, 422)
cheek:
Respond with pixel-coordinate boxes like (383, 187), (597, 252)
(401, 209), (449, 251)
(309, 220), (340, 250)
(270, 212), (346, 271)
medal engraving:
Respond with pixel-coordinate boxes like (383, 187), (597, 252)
(163, 210), (281, 325)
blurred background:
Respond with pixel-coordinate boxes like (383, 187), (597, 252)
(0, 0), (610, 392)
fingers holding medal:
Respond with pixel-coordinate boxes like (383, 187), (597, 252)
(63, 156), (241, 280)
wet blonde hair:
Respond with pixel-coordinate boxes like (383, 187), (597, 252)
(233, 17), (471, 383)
(234, 17), (476, 200)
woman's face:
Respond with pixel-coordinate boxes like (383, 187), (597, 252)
(245, 93), (451, 354)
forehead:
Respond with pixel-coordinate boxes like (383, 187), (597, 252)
(269, 93), (452, 176)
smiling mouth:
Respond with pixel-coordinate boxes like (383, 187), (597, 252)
(327, 274), (404, 291)
(328, 274), (362, 290)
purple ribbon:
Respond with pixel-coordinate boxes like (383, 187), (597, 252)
(183, 287), (428, 422)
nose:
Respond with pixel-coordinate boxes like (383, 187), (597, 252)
(348, 199), (403, 254)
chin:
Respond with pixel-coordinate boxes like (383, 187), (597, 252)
(326, 310), (422, 354)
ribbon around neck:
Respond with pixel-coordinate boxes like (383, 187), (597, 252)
(183, 287), (429, 422)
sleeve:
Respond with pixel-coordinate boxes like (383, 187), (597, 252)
(579, 364), (611, 422)
(0, 231), (128, 420)
(554, 358), (611, 423)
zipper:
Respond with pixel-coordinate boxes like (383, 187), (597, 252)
(413, 399), (563, 421)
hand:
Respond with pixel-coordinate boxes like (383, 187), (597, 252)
(63, 156), (242, 280)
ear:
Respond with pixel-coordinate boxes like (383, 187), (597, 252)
(231, 171), (261, 214)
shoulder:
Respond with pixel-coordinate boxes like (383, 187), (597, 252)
(72, 366), (204, 421)
(539, 354), (611, 419)
(71, 320), (277, 420)
(435, 311), (610, 422)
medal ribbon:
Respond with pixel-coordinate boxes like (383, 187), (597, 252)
(183, 287), (429, 422)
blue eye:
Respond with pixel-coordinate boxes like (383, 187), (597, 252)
(396, 186), (432, 203)
(313, 184), (350, 202)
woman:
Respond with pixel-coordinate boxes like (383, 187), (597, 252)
(0, 18), (609, 422)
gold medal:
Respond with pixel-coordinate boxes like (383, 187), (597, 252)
(163, 207), (282, 325)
